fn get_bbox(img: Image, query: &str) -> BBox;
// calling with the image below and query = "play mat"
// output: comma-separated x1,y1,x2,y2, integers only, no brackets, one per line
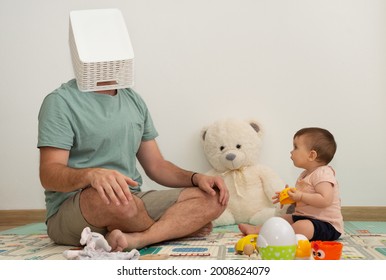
1,222,386,260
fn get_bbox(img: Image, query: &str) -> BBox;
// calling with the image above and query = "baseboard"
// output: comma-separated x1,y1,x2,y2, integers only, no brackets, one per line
341,206,386,221
0,209,46,226
0,207,385,227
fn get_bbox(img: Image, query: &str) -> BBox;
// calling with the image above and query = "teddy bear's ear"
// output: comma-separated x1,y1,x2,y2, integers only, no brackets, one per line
248,120,263,134
201,127,208,141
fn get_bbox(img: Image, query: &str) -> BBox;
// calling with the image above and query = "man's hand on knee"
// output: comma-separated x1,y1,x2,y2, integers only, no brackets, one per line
194,174,229,206
88,168,138,206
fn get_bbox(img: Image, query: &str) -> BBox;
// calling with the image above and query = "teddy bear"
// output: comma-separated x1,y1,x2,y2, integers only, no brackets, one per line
201,119,285,226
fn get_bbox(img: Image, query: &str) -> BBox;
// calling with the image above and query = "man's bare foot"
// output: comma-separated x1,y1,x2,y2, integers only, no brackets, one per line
106,223,214,251
106,229,130,252
189,222,213,237
238,223,260,235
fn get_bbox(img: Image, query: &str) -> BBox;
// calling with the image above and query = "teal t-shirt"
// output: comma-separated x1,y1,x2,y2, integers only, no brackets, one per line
38,79,158,219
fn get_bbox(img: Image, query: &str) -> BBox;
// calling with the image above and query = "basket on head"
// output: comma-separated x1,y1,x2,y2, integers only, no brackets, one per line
69,8,134,92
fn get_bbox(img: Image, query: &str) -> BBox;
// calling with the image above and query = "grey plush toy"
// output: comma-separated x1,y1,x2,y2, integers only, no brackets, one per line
63,227,140,260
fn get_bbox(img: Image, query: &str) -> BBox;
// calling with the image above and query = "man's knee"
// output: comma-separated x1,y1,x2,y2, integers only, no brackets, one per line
179,187,226,218
210,193,227,218
80,187,140,224
112,196,146,220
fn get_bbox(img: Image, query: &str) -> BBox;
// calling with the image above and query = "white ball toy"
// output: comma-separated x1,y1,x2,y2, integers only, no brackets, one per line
258,217,296,247
257,217,297,260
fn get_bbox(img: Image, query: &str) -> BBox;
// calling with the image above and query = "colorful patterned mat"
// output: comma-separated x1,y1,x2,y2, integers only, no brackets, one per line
0,222,385,260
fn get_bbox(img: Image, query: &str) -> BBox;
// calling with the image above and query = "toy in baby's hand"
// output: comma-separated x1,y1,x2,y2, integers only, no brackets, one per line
201,119,286,226
279,186,296,205
63,227,140,260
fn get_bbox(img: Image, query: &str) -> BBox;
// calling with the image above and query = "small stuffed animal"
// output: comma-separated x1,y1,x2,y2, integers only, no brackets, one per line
63,227,140,260
79,227,112,252
201,119,285,226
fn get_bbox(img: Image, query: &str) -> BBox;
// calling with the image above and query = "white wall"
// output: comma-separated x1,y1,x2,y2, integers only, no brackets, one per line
1,0,385,210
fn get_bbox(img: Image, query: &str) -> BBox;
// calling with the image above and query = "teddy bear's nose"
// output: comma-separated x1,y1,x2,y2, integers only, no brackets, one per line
226,153,236,161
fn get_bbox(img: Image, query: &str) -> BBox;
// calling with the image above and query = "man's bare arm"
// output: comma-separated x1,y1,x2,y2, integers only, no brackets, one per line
137,140,229,205
39,147,136,205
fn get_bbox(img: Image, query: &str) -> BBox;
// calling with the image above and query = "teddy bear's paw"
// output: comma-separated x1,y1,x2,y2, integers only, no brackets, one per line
213,211,235,227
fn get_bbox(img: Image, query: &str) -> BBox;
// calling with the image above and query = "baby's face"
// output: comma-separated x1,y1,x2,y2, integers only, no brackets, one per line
290,135,312,168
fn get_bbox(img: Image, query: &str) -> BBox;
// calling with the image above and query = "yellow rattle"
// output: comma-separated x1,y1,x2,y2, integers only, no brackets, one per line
279,187,296,204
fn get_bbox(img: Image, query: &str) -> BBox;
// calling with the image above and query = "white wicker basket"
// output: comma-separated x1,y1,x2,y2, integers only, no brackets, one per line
69,9,134,92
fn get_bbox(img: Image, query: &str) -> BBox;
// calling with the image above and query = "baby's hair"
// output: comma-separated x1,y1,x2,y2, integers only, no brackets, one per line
294,127,337,164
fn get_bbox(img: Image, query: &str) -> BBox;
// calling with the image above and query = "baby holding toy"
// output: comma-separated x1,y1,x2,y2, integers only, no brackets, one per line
238,127,343,241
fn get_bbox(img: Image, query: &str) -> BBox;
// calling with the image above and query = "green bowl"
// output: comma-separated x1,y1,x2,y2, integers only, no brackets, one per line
259,245,297,260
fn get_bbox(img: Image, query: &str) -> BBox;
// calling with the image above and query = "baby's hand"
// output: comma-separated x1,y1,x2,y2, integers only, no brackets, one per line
288,188,303,202
272,191,281,205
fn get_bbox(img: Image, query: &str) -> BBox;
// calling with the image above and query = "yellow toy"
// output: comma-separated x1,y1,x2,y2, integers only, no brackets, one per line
295,234,312,259
235,234,258,256
279,186,296,204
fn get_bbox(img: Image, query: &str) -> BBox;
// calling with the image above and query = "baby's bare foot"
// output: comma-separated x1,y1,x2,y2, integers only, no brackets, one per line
238,223,260,235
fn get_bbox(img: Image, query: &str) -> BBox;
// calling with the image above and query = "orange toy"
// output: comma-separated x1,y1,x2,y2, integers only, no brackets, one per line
311,241,343,260
279,187,296,204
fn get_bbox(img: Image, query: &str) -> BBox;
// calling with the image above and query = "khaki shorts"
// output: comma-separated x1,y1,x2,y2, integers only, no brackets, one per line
47,188,184,246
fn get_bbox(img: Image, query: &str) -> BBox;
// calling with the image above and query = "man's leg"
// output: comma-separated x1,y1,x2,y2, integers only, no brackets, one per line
106,187,226,251
80,186,155,233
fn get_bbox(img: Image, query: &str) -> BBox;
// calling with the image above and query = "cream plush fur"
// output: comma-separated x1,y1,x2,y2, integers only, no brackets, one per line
201,119,285,226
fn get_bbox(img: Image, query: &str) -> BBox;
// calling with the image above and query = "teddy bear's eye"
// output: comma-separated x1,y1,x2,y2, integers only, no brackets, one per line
220,146,225,151
236,144,242,149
